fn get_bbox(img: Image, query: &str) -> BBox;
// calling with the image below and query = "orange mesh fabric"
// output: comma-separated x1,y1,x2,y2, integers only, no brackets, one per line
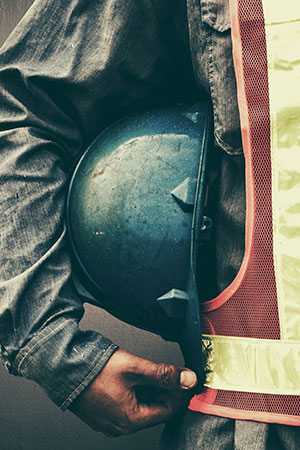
215,391,300,417
201,0,280,339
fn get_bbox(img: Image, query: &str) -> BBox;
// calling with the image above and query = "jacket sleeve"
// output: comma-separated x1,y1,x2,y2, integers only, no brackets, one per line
0,0,193,409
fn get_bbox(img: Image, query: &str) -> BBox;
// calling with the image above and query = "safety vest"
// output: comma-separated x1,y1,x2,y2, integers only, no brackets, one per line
189,0,300,425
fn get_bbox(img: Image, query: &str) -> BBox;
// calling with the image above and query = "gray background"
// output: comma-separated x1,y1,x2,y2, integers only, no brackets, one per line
0,2,183,449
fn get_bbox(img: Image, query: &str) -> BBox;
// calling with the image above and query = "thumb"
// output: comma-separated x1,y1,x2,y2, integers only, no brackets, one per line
139,360,198,391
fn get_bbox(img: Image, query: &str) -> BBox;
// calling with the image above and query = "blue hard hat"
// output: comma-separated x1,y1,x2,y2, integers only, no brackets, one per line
67,103,212,379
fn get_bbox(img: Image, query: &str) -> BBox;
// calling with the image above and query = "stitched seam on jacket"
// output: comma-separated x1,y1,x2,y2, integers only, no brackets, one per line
206,26,243,155
59,343,117,409
16,319,66,373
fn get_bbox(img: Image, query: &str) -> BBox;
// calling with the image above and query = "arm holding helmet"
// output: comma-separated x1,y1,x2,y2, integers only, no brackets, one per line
0,0,199,434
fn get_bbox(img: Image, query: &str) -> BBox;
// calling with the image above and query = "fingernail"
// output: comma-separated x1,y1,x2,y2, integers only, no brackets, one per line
180,371,197,389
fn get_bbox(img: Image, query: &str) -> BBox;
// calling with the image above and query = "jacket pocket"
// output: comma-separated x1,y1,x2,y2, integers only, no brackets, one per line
200,0,231,33
200,0,242,154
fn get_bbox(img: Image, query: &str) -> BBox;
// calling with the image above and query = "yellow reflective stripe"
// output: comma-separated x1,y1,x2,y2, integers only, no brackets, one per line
203,335,300,395
263,1,300,340
262,2,300,23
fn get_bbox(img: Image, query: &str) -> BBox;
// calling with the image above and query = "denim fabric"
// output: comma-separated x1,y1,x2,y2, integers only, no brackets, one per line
157,411,300,450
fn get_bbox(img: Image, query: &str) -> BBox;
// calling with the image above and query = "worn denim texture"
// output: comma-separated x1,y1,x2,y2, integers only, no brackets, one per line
158,411,300,450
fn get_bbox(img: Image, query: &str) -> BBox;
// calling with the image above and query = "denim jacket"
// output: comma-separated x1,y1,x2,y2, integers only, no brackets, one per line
0,0,245,409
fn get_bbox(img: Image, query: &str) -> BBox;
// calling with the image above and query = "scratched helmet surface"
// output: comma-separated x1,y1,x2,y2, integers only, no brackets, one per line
67,104,210,357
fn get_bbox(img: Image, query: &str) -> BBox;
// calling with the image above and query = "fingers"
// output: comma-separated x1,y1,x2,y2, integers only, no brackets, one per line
133,358,198,391
124,395,187,433
105,349,198,391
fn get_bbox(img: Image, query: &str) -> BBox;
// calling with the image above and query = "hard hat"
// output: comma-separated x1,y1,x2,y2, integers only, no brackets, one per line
67,103,212,379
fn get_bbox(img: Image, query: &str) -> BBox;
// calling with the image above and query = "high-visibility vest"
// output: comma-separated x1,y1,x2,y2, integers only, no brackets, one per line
189,0,300,425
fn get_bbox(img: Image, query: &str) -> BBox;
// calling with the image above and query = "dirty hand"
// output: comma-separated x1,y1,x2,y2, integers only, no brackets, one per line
69,348,198,436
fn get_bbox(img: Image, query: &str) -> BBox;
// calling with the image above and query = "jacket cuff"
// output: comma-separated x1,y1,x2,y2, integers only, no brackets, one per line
12,316,118,410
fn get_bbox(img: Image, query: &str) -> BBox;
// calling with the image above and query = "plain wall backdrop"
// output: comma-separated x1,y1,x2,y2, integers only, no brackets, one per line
0,2,183,449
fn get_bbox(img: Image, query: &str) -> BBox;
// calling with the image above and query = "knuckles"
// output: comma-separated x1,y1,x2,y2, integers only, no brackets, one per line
156,363,179,388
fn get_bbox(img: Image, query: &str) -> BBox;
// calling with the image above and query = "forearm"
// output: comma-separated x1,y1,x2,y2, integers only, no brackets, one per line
0,121,119,407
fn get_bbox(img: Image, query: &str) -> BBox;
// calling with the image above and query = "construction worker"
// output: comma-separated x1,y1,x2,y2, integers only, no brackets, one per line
0,0,299,448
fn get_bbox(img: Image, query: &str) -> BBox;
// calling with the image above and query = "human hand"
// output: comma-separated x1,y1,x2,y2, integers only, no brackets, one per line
69,349,198,436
